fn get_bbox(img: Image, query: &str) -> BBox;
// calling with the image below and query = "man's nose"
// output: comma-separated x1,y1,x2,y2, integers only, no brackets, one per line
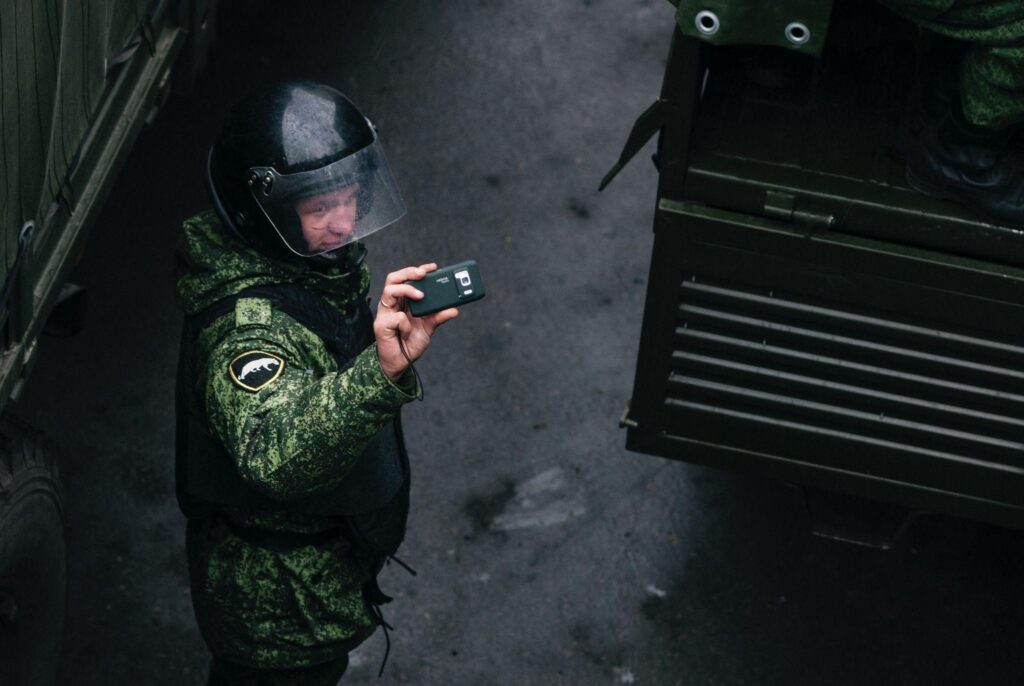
327,210,354,235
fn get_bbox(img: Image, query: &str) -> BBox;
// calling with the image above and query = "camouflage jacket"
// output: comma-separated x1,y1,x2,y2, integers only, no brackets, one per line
176,211,418,668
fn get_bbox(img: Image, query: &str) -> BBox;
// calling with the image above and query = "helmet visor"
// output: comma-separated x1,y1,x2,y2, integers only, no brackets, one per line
248,138,406,257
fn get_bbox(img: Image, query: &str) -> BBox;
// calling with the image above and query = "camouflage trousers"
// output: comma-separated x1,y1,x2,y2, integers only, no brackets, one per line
882,0,1024,129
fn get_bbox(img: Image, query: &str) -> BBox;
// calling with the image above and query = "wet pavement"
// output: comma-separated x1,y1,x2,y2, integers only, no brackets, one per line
15,0,1024,684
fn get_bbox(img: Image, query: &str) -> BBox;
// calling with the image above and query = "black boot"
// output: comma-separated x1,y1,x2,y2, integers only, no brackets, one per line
906,99,1024,228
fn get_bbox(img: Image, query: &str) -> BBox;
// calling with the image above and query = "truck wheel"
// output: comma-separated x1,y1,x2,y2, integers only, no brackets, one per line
0,421,66,685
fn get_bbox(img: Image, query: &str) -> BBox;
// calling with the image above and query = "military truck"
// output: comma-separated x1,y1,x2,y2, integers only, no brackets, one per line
608,0,1024,537
0,2,215,682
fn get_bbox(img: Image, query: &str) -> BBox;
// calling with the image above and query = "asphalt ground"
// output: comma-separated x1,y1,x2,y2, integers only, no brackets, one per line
16,1,1024,684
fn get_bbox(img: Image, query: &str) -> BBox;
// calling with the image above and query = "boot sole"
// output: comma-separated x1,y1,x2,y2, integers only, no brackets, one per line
905,166,1023,228
905,166,956,204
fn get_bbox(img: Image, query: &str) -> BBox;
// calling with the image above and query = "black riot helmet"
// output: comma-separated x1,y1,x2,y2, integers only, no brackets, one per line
207,82,406,262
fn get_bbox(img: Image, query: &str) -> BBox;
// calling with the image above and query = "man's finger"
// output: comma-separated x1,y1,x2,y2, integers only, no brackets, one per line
385,266,429,285
380,284,424,308
422,307,459,334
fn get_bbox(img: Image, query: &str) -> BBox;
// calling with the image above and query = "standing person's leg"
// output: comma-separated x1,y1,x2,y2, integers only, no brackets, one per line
882,0,1024,225
959,43,1024,130
882,0,1024,129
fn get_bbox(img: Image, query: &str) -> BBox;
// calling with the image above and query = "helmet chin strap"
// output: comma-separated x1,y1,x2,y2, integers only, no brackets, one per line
206,148,245,242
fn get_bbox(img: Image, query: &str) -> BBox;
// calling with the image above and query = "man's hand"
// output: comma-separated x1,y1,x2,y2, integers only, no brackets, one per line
374,263,459,381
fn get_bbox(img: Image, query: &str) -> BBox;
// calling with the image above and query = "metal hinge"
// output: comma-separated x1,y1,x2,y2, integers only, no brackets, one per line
619,403,638,429
763,190,835,230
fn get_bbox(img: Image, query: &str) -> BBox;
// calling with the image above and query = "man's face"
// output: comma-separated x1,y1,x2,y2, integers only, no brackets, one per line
294,184,359,253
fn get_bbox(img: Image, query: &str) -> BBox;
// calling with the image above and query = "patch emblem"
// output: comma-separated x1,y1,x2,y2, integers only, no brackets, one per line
229,351,285,392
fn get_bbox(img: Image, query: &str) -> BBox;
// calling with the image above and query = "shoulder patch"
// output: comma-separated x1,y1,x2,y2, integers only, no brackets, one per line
229,351,285,392
235,298,273,327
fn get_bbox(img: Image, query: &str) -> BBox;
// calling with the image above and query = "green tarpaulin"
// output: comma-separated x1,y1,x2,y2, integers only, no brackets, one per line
1,0,152,280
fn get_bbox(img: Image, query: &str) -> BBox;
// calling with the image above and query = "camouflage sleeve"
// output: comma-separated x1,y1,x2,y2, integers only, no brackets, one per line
201,309,417,501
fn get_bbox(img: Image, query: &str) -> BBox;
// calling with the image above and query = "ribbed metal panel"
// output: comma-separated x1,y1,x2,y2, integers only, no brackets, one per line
666,274,1024,488
624,26,1024,526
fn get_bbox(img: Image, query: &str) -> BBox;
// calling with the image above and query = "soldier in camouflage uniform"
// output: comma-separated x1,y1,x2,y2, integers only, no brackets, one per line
884,0,1024,226
175,82,458,685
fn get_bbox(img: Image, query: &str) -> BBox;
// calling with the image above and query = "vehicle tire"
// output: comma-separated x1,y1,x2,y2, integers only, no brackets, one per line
0,419,66,686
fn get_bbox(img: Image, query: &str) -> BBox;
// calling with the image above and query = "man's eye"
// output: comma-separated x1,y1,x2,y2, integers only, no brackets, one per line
343,196,356,207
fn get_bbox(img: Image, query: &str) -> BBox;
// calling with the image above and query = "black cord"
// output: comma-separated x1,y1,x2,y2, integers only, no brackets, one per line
386,554,418,577
368,603,394,678
396,306,425,402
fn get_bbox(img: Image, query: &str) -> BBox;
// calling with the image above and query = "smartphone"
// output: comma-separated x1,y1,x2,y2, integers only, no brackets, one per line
406,260,486,317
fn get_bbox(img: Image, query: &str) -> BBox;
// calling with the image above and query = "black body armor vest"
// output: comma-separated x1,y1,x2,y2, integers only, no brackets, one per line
174,282,409,556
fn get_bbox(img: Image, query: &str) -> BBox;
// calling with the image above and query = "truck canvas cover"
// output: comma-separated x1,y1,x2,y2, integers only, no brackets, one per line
1,0,154,291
